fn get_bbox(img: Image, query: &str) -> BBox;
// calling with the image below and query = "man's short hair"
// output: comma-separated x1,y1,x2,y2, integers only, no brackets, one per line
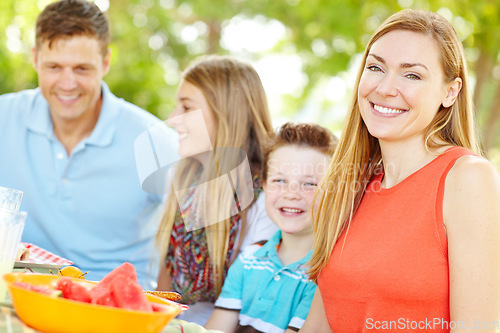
36,0,110,56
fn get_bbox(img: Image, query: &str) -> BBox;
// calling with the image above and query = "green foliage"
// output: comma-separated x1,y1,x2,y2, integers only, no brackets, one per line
0,0,38,92
1,0,499,163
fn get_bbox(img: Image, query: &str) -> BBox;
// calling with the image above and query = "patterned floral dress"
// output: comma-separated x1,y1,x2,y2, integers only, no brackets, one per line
165,175,263,304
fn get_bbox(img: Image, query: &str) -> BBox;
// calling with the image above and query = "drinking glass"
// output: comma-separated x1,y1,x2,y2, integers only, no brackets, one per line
0,186,23,212
0,209,27,301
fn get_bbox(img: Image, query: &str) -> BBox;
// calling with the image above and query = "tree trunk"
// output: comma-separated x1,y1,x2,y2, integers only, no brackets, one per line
483,82,500,154
206,20,221,54
472,50,493,112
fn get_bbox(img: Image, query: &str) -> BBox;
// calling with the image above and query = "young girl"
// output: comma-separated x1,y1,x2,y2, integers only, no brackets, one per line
205,122,338,333
302,9,500,332
156,55,278,324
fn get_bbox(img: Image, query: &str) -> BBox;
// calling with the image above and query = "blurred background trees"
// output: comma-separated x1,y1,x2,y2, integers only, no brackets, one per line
1,0,499,167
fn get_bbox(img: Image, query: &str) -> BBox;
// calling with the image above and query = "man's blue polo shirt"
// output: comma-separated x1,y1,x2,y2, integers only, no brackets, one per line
215,230,317,332
0,82,177,288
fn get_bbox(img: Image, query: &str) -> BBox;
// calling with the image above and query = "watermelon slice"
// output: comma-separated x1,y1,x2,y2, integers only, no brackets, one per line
15,262,179,314
14,282,61,297
111,276,152,312
88,262,136,307
89,285,117,307
55,278,92,303
90,262,152,311
150,302,168,312
98,262,137,287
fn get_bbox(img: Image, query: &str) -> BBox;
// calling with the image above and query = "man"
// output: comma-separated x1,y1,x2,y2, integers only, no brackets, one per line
0,0,177,288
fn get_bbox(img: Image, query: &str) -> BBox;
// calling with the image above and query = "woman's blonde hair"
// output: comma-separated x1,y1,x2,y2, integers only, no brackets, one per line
308,9,481,281
157,55,273,296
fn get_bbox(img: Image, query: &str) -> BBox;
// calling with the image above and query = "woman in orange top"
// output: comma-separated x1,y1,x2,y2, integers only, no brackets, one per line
301,9,500,333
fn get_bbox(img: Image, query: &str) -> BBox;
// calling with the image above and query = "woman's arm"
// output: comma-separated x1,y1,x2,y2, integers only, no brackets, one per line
299,289,332,333
205,308,239,332
445,155,500,332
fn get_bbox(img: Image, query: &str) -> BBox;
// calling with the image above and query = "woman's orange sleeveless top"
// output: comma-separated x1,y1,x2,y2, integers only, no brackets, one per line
318,147,474,332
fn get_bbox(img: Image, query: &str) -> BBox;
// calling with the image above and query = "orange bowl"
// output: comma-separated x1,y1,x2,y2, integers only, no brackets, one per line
4,272,185,333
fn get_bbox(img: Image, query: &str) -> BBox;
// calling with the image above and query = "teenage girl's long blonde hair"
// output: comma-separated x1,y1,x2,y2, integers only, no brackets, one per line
308,9,482,281
156,55,273,296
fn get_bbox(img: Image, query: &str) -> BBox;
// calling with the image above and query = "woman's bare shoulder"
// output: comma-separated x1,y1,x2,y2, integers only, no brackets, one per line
445,154,500,225
447,154,499,188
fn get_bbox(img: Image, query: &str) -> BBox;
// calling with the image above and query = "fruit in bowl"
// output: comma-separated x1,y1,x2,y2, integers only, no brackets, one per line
3,262,186,333
56,266,88,279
